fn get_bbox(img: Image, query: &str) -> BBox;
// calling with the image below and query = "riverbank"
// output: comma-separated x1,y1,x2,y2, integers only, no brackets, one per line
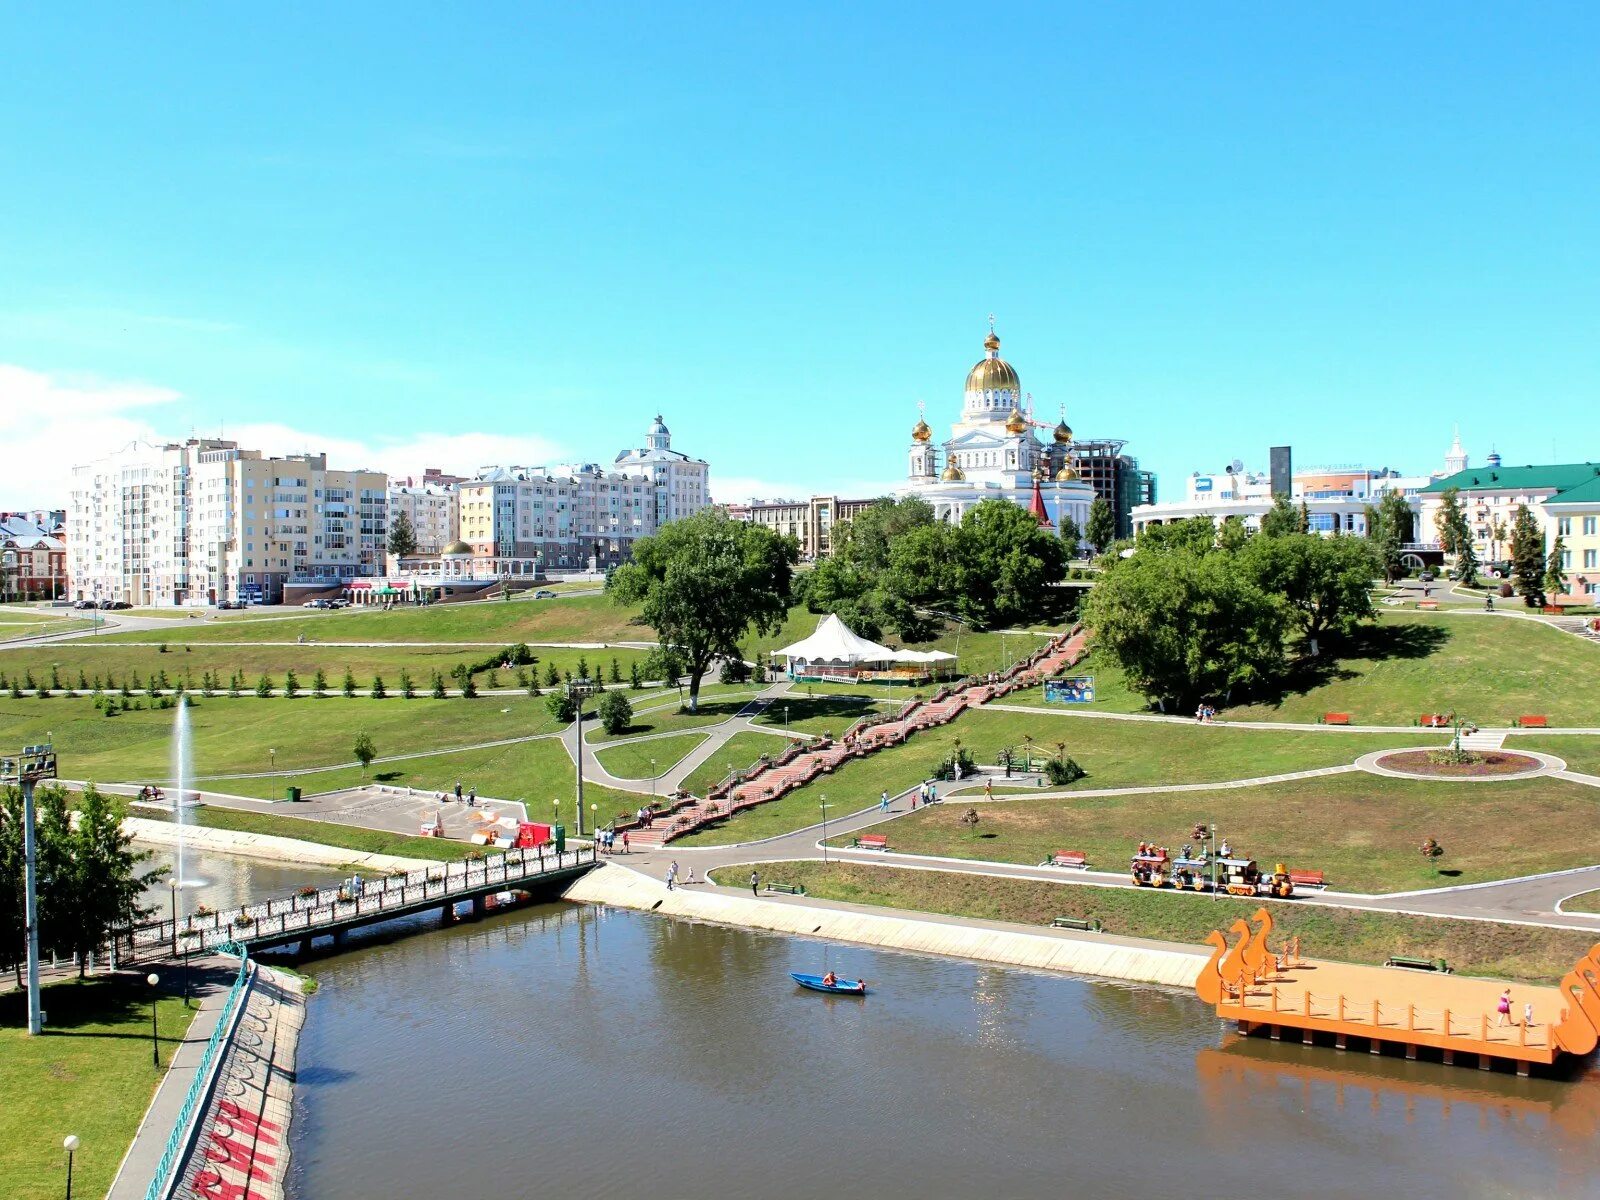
708,861,1598,985
125,816,435,873
563,863,1205,987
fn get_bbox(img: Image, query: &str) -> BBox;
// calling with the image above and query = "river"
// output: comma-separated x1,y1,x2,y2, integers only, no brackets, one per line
281,902,1600,1200
138,845,348,918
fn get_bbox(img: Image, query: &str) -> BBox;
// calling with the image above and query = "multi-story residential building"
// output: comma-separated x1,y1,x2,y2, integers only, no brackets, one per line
1132,464,1430,538
0,511,67,600
730,495,879,559
1547,480,1600,600
456,464,655,571
387,471,460,558
69,438,387,605
612,415,710,526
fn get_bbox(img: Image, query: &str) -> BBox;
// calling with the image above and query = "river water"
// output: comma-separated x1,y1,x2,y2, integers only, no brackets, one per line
138,846,347,918
282,903,1600,1200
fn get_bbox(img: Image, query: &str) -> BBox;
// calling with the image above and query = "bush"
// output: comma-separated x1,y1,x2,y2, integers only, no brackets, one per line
719,658,750,685
371,675,387,699
284,668,300,698
1044,756,1086,786
432,672,447,699
342,669,357,698
546,691,578,723
255,674,274,698
597,689,633,735
931,747,976,781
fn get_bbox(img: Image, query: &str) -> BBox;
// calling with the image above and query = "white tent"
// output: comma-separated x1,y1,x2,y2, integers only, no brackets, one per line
773,613,900,665
889,648,957,664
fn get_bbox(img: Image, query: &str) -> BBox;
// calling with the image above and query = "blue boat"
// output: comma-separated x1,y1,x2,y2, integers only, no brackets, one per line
790,971,867,995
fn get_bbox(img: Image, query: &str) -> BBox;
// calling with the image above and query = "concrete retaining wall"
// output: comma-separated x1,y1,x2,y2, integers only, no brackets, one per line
564,863,1205,988
124,816,433,873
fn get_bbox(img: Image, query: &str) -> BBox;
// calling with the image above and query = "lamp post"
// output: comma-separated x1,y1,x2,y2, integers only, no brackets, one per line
146,973,161,1067
819,796,831,864
784,705,789,731
650,758,657,798
590,803,597,848
268,747,276,771
566,677,602,836
63,1135,79,1200
5,741,57,1036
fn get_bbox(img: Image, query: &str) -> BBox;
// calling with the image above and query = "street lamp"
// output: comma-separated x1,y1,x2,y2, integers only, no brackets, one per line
819,795,831,864
566,677,602,836
146,973,161,1068
268,748,276,771
4,740,57,1036
650,758,657,797
63,1135,79,1200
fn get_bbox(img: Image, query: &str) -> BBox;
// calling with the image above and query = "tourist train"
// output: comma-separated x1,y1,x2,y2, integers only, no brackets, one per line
1130,845,1296,898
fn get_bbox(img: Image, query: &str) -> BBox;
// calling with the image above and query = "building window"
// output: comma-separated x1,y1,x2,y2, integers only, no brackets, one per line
1585,550,1598,569
1558,517,1572,535
1585,517,1598,536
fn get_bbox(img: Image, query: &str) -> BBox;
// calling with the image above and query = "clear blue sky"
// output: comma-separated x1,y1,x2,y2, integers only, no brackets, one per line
2,2,1596,504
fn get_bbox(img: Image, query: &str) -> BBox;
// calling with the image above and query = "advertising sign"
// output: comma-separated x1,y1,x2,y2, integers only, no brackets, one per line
1044,677,1095,704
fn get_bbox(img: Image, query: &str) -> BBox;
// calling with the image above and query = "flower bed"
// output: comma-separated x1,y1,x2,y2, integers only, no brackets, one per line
1375,750,1545,779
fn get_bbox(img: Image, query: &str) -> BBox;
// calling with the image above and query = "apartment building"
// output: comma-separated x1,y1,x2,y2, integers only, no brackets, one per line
612,415,710,525
69,438,387,605
0,511,66,600
457,464,655,571
388,471,461,557
729,495,878,559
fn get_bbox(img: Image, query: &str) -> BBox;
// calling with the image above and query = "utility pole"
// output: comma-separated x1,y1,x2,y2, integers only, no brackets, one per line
566,677,602,836
5,742,58,1035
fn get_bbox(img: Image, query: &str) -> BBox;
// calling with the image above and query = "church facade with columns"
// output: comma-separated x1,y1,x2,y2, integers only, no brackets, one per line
900,323,1096,541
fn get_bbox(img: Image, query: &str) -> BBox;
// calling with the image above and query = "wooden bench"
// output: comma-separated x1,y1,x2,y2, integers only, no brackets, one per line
1542,605,1565,615
1418,713,1450,728
1384,955,1452,974
1051,916,1103,932
764,882,807,896
1320,712,1351,726
852,834,890,851
1417,600,1439,610
1040,850,1089,869
1514,714,1549,728
1288,868,1326,889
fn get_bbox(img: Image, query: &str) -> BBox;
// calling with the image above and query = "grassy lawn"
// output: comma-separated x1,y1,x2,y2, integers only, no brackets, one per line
1517,735,1600,775
584,695,759,743
1561,890,1600,914
707,862,1598,985
0,695,567,782
1,976,199,1200
593,733,709,781
1004,611,1600,727
675,709,1434,846
191,805,490,862
749,692,884,737
678,729,795,797
823,772,1600,892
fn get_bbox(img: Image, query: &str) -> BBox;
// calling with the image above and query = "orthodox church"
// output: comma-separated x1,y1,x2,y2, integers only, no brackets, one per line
900,321,1096,540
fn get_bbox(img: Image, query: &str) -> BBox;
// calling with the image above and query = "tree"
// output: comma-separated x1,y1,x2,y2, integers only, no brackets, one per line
955,500,1068,629
1084,545,1287,712
1545,536,1568,602
1085,497,1116,552
255,674,273,698
1057,514,1083,553
342,668,357,698
1259,494,1300,538
597,689,633,735
387,510,418,560
1217,516,1249,553
1297,500,1312,534
1434,487,1471,557
878,521,963,642
831,496,933,573
0,786,24,984
400,669,415,699
544,661,561,689
1454,539,1480,587
283,668,299,698
1509,504,1545,604
370,674,387,699
431,671,447,699
1137,517,1217,556
353,731,376,775
628,661,642,690
1365,491,1414,584
545,691,578,723
1238,533,1379,657
312,668,327,697
607,510,796,712
67,786,160,975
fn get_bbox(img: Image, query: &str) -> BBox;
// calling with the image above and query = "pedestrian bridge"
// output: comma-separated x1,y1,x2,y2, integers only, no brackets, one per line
128,846,597,955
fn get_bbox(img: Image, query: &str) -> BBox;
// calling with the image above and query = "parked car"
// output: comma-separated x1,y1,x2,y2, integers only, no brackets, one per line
533,589,557,599
214,599,240,610
302,598,333,609
73,599,97,609
329,597,351,608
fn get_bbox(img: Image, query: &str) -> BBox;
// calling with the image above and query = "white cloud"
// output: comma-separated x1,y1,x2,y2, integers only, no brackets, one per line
0,363,569,505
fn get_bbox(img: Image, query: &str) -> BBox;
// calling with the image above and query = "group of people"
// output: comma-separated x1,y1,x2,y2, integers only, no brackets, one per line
1194,705,1218,723
1497,988,1536,1028
633,805,659,828
1135,836,1231,862
596,828,630,854
448,781,477,806
136,784,166,802
664,859,698,890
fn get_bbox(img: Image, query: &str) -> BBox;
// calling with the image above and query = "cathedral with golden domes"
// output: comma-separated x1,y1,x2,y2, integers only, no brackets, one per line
901,320,1096,541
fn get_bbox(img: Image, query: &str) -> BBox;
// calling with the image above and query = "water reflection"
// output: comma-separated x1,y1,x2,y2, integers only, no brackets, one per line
138,846,346,919
287,906,1600,1200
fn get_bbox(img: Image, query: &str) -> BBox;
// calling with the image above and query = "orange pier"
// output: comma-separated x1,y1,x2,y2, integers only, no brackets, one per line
1195,909,1600,1077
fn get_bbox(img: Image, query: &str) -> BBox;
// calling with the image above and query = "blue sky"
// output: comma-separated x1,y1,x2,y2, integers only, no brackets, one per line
2,3,1596,504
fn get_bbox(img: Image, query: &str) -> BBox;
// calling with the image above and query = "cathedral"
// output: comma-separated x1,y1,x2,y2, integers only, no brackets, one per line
901,322,1096,541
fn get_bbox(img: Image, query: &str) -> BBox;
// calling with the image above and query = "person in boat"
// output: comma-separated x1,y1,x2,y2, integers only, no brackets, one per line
822,971,838,988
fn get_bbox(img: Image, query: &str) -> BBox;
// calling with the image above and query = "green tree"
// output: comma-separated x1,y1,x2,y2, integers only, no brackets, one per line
1217,516,1249,553
831,496,933,573
955,499,1068,629
1085,497,1116,552
1545,536,1568,601
1365,491,1414,584
33,785,77,963
878,521,963,642
1454,539,1480,587
283,668,299,698
66,786,160,975
609,657,622,684
255,674,274,698
1084,546,1286,711
451,663,477,698
545,690,578,723
628,661,642,690
1509,504,1545,604
312,667,327,697
1137,517,1217,556
1434,487,1471,557
1238,533,1379,656
400,669,415,699
1297,500,1312,534
607,509,796,711
597,689,633,735
342,668,357,698
1057,514,1083,553
353,731,376,775
387,509,418,559
544,661,561,689
0,786,24,984
431,671,447,699
370,674,387,699
1258,494,1300,538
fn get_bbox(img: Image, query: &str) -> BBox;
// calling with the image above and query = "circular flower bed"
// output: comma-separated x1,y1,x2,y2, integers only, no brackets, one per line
1375,750,1544,779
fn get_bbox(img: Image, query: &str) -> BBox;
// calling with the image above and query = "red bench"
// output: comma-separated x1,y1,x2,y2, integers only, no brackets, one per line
852,833,890,851
1514,714,1549,728
1041,850,1089,869
1288,869,1326,889
1320,712,1351,726
1417,600,1439,610
1418,713,1450,728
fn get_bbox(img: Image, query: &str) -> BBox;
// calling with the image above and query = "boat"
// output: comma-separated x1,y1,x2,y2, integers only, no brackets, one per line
790,972,867,995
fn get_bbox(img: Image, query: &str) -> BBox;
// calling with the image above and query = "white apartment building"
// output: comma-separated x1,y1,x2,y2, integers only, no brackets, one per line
457,464,655,571
387,479,459,557
70,438,387,605
613,415,710,525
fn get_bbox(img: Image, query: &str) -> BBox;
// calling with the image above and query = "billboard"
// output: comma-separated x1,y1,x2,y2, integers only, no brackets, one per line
1044,677,1095,704
1270,446,1292,497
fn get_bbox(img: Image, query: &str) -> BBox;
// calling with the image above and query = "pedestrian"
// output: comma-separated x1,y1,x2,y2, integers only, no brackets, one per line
880,790,890,813
468,787,476,807
622,830,630,854
454,781,463,802
983,777,993,800
750,870,760,896
666,865,676,892
1496,988,1512,1027
910,788,918,810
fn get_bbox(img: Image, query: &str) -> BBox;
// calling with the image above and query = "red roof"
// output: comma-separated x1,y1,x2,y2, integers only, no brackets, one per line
1027,478,1053,527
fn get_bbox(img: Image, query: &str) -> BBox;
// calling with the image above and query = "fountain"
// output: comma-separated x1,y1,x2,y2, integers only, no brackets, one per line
170,697,206,906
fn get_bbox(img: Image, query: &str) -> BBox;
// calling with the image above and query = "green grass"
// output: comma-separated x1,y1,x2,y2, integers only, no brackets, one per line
1561,890,1600,914
593,733,709,781
191,805,491,862
674,709,1434,846
708,862,1598,985
1004,610,1600,727
0,694,568,782
679,729,795,797
583,694,760,742
1,975,200,1200
828,772,1600,892
749,692,884,737
1517,734,1600,775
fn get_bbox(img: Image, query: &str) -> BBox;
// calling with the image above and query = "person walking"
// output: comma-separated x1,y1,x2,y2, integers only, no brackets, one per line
454,781,463,802
468,786,476,807
621,830,630,854
666,862,678,891
1496,988,1512,1027
983,777,993,800
880,790,890,813
750,870,761,896
1523,1001,1535,1028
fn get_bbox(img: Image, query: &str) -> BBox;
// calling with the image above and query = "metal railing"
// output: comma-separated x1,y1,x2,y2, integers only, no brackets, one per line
144,941,251,1200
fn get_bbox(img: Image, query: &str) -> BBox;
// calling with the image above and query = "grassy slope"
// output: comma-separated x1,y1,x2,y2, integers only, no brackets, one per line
583,694,760,743
678,729,795,797
674,710,1433,846
194,806,488,862
593,733,709,781
709,862,1595,985
1518,735,1600,774
1561,890,1600,914
828,773,1600,892
1,978,198,1200
748,692,883,737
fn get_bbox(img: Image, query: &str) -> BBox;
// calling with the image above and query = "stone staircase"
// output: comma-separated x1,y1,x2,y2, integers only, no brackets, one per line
1555,617,1600,645
1460,728,1508,752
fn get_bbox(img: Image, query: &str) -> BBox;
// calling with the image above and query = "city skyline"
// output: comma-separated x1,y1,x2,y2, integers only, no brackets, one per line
4,5,1597,504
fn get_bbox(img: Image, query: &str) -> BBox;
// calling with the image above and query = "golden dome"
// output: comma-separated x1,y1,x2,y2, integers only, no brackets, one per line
940,458,965,482
441,539,473,557
1005,407,1028,435
1053,420,1073,444
1055,464,1077,482
911,417,932,443
965,329,1020,397
983,330,1000,353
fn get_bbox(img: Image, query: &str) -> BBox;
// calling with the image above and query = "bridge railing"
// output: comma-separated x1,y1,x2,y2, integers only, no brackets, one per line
128,846,594,951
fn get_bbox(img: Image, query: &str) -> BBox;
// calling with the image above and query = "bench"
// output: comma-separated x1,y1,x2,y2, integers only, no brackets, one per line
1417,600,1439,610
1288,869,1326,889
1418,713,1450,728
1514,714,1549,728
852,834,890,851
1542,605,1565,615
1384,955,1452,974
1320,712,1351,726
1051,916,1103,932
764,882,807,896
1040,850,1089,869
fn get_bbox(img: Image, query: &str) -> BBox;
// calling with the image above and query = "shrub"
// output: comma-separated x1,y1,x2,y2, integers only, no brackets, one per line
227,674,240,698
342,669,357,698
628,661,642,690
544,662,561,689
284,669,300,698
451,663,477,698
158,642,169,654
597,689,633,735
546,691,578,723
313,668,327,697
719,658,750,685
431,671,447,699
50,666,62,690
1044,756,1086,786
371,675,387,699
255,674,274,698
400,669,415,699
